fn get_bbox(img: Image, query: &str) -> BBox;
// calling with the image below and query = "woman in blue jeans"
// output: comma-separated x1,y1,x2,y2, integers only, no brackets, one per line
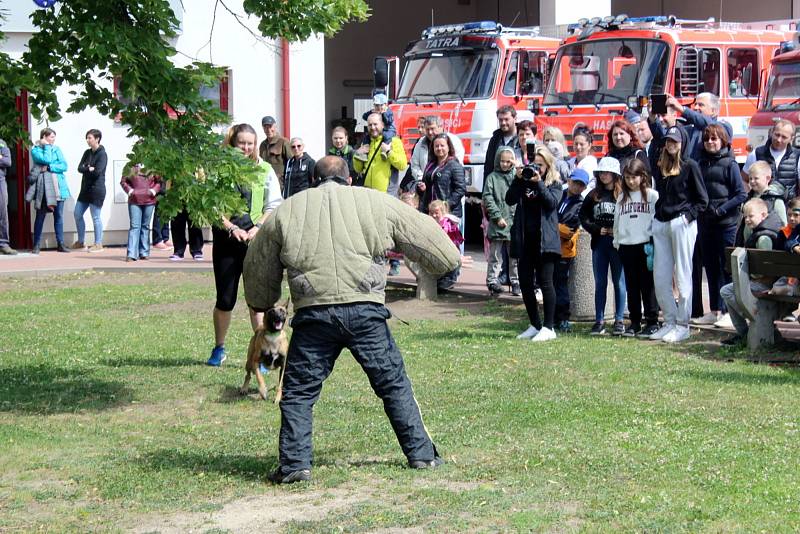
579,157,627,335
73,129,107,252
30,128,71,253
120,163,161,261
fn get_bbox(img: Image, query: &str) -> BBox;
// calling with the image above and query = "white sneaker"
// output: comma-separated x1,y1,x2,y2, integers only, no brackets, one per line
713,313,733,329
649,323,675,341
691,312,719,325
663,325,690,343
516,324,539,339
531,327,557,342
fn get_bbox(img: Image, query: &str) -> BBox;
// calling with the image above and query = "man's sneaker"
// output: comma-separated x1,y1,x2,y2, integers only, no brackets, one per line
691,312,719,325
169,254,184,261
70,241,86,250
516,324,539,339
611,321,625,336
622,326,638,337
721,333,746,346
88,244,104,252
714,313,734,329
590,322,606,336
268,467,312,484
56,243,70,253
193,254,204,261
409,457,444,469
556,320,571,333
649,324,675,341
531,327,557,342
31,247,40,255
153,241,168,250
207,345,227,367
0,245,18,255
488,283,504,296
638,324,661,338
259,363,269,375
388,264,401,276
663,325,690,343
511,282,521,296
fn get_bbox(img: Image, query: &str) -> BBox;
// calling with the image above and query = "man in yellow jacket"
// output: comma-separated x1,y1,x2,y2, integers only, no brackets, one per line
353,113,407,195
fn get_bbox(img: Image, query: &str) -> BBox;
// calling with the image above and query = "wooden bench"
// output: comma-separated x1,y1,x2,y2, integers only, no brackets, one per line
726,247,800,351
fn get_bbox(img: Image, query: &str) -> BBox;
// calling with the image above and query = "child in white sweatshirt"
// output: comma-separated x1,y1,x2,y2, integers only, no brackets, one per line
613,157,660,337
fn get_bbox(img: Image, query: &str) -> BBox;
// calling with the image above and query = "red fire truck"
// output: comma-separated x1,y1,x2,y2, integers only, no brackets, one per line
539,16,796,162
748,32,800,153
384,21,560,194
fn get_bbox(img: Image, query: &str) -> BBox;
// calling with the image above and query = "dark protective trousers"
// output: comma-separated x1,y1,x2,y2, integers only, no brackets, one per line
278,302,438,473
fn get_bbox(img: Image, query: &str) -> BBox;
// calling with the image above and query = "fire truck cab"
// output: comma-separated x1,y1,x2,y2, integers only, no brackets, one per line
540,15,796,163
748,32,800,152
387,21,560,194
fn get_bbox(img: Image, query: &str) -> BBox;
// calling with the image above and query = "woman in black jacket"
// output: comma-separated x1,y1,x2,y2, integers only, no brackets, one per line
73,129,108,252
694,124,746,326
607,119,650,173
418,133,466,218
506,145,562,342
649,127,709,344
283,137,315,198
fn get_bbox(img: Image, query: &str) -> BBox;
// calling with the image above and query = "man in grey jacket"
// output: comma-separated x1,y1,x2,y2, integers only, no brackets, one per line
244,155,461,484
0,139,16,255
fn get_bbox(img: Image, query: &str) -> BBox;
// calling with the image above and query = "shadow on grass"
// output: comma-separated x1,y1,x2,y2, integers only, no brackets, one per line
216,384,280,404
672,367,800,385
99,355,203,368
140,448,277,481
0,365,132,414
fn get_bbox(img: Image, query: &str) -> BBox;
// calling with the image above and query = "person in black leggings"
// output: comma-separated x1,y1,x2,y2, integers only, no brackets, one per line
506,145,563,342
207,123,283,366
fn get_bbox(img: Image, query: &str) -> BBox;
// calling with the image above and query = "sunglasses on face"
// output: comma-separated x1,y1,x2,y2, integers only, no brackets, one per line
291,145,303,149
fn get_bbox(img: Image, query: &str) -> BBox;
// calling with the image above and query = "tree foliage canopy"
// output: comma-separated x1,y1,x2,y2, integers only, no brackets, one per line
0,0,369,225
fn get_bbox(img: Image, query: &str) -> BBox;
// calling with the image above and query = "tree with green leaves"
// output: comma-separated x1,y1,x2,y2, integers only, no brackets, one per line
0,0,369,225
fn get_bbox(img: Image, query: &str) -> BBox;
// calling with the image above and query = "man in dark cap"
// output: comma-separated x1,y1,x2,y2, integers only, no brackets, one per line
259,115,292,188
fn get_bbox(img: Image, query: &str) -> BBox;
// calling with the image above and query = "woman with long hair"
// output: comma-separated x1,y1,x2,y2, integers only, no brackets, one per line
30,128,70,254
648,127,709,344
606,119,650,172
208,123,283,366
506,146,563,342
569,126,598,190
417,133,466,219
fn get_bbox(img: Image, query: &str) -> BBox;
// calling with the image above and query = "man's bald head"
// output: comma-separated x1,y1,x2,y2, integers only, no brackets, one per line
314,155,351,184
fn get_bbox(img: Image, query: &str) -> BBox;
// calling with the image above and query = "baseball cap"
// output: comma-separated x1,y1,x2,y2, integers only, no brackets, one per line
373,93,388,105
569,168,590,185
594,156,621,177
261,115,276,126
664,126,682,143
623,109,642,124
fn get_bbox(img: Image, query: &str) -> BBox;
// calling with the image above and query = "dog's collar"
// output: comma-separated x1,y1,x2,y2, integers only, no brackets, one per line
263,330,283,338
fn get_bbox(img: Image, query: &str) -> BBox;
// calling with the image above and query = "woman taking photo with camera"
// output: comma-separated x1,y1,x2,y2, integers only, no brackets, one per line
505,145,563,342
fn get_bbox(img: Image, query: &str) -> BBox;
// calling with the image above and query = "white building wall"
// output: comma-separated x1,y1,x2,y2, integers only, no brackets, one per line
2,0,325,247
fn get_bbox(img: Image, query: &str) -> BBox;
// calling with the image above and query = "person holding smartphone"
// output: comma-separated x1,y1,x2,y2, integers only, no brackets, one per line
505,145,563,342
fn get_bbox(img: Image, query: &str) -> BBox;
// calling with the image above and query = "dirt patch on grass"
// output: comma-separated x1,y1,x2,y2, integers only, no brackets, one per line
385,287,495,322
132,485,375,533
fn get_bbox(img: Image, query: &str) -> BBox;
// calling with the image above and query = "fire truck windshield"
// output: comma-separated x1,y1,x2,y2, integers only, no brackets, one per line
396,50,499,102
763,61,800,111
544,39,669,106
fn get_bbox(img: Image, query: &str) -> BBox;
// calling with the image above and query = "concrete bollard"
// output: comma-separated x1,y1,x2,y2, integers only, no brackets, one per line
405,259,438,300
569,230,617,321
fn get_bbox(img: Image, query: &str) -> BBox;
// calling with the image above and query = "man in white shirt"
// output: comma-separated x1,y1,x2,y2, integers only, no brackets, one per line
742,119,799,199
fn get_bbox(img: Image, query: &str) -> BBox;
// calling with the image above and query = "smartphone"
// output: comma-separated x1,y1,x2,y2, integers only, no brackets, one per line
526,141,537,163
650,93,667,115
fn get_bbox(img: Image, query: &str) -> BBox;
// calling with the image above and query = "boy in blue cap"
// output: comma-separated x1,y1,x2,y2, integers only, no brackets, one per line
554,168,589,331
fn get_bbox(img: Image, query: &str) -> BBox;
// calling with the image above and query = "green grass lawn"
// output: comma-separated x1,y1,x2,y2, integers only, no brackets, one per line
1,272,799,532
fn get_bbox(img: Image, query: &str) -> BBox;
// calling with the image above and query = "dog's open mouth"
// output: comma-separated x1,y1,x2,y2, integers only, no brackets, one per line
273,321,284,331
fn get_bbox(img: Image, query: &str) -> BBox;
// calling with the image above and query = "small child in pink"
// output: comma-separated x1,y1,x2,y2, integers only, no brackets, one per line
428,200,462,290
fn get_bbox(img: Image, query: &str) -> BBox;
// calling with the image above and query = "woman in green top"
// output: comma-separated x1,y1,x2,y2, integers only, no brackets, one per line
208,123,283,367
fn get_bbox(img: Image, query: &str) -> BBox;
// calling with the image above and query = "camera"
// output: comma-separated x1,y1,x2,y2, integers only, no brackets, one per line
521,162,541,180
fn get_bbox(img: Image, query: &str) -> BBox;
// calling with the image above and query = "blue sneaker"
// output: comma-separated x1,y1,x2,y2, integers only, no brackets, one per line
259,363,269,375
207,345,227,367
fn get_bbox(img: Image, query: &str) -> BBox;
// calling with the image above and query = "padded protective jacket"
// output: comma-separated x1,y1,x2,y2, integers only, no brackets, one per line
243,181,461,311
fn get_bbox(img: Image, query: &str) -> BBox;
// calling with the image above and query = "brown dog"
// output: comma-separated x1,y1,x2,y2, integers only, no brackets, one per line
240,305,289,402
